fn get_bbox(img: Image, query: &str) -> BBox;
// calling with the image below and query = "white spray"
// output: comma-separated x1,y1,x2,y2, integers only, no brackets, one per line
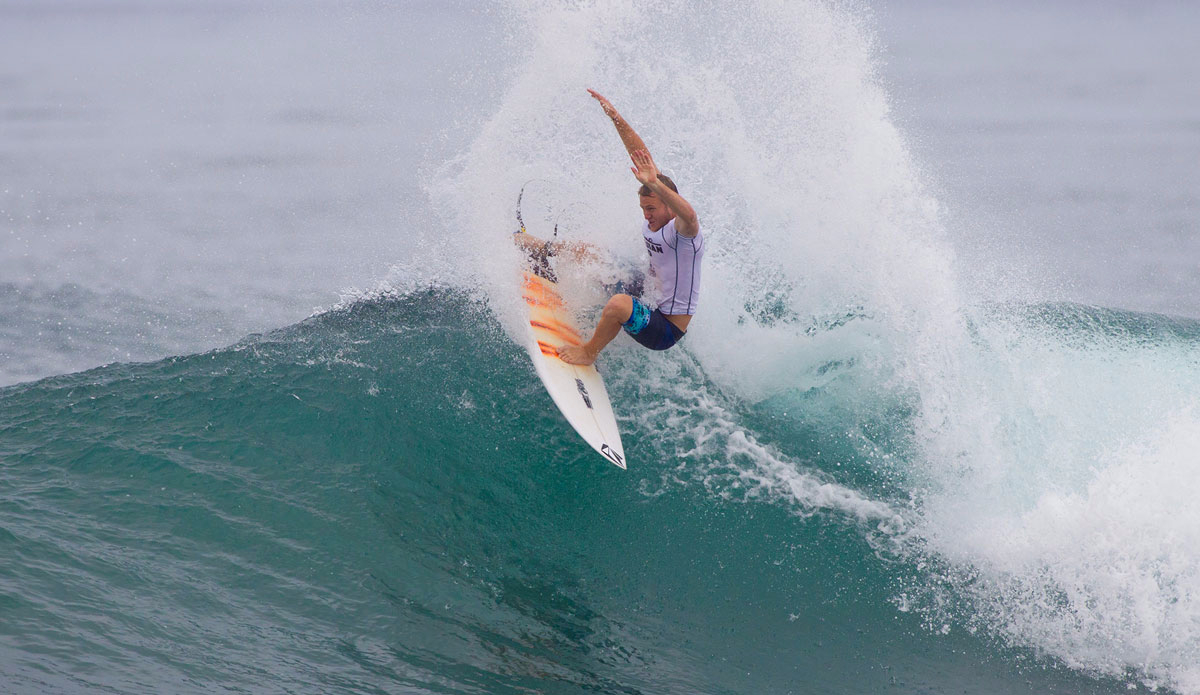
427,1,1200,690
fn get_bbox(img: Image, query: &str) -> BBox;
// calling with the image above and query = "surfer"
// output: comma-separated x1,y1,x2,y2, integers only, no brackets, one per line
550,89,704,366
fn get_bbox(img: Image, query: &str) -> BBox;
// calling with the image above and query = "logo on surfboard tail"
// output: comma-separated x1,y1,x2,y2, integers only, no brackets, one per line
574,379,593,409
600,443,625,468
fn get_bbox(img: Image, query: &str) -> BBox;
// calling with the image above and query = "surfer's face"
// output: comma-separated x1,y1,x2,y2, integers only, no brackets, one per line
639,193,673,232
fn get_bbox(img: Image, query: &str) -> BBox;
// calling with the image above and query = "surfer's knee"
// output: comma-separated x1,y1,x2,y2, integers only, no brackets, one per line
602,294,634,324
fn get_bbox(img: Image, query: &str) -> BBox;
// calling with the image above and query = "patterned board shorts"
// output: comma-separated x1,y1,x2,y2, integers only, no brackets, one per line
622,297,685,351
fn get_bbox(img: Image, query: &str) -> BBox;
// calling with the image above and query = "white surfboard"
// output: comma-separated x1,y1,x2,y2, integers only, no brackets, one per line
520,268,626,469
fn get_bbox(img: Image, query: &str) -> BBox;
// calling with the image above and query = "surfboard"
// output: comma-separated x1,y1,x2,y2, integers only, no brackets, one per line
520,267,627,469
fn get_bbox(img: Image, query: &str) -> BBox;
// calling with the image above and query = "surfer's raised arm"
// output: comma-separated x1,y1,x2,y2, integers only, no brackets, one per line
588,89,648,157
588,89,698,238
629,148,699,239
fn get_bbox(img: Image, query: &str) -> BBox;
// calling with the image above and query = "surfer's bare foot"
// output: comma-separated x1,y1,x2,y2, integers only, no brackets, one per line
556,344,597,366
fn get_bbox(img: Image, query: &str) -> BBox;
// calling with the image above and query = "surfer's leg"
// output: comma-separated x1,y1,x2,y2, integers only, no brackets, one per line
514,234,600,262
556,294,633,366
512,232,546,254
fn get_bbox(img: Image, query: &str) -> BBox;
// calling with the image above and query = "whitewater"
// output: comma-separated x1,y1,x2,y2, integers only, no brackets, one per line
2,1,1199,693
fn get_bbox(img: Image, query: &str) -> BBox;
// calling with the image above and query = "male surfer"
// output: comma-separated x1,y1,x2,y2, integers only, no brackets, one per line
526,89,703,367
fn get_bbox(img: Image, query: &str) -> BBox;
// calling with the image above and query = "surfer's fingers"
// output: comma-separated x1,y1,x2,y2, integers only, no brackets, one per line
588,89,615,113
631,149,656,174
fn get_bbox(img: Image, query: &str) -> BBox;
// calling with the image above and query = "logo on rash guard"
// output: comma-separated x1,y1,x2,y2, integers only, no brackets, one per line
644,238,663,254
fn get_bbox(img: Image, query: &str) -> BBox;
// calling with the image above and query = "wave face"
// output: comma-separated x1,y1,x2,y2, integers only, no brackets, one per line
2,290,1196,694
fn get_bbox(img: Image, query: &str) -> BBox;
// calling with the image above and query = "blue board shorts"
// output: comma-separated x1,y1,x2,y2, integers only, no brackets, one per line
622,297,686,351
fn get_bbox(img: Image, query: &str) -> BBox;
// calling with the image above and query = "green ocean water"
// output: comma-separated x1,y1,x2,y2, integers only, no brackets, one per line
1,289,1185,694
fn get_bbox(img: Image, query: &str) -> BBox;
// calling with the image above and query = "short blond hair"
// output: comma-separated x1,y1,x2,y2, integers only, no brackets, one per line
638,174,678,197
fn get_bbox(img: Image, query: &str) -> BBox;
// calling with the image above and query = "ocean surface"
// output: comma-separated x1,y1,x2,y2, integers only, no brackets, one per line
2,1,1199,693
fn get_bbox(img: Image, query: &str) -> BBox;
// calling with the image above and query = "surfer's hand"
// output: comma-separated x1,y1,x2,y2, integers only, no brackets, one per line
587,89,619,120
630,149,659,186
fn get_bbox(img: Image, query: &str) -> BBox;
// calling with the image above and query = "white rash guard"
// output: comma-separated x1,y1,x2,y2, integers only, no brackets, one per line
642,218,704,315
